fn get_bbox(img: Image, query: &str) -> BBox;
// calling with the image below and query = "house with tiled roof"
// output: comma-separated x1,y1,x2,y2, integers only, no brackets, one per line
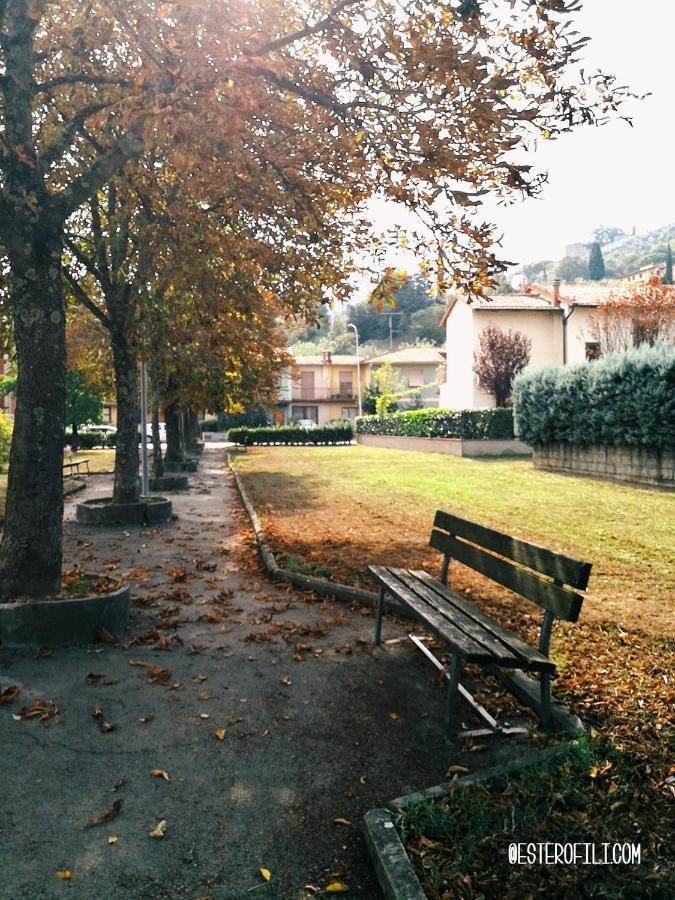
363,346,445,409
439,281,614,409
275,351,361,425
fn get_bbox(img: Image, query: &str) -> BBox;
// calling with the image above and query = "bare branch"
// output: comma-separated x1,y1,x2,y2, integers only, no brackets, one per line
35,73,131,93
247,0,364,56
62,269,111,331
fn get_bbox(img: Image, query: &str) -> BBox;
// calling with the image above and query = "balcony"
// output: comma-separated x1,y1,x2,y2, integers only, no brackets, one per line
290,387,356,402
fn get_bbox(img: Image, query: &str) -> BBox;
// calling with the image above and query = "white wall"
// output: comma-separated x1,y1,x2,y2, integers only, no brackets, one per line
439,299,476,408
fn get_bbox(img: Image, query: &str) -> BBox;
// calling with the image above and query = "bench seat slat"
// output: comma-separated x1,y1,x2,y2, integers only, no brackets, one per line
430,530,583,623
433,510,592,590
390,569,529,669
369,566,497,664
411,570,555,673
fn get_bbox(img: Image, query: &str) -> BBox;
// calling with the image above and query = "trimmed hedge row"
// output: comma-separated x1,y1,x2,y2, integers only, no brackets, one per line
512,343,675,448
354,408,515,440
227,424,353,445
65,430,117,449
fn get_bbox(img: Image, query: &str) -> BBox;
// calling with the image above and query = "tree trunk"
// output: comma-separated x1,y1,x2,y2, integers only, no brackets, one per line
149,360,163,478
71,422,80,453
111,328,140,504
164,402,184,463
0,231,65,599
186,409,201,453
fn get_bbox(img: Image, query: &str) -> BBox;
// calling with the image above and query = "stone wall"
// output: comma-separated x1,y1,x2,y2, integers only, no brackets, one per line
533,443,675,488
356,434,531,457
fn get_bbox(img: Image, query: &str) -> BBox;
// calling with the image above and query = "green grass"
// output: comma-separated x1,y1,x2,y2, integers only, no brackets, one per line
235,446,675,621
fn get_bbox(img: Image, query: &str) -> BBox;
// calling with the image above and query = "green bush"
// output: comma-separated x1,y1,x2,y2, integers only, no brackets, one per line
227,424,353,445
0,411,12,469
77,431,112,449
513,343,675,448
201,419,219,432
354,408,514,440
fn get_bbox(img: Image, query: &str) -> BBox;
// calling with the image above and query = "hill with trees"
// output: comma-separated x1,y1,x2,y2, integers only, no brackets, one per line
523,222,675,284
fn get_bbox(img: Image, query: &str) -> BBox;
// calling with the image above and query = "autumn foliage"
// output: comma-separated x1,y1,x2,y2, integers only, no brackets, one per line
473,324,532,407
590,276,675,353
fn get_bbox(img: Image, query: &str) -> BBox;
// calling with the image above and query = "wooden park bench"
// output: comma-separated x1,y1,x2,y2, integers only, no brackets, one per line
368,510,592,738
63,450,91,476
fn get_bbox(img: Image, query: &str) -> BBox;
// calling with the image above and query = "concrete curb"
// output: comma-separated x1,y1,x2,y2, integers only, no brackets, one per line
0,577,130,648
362,809,427,900
228,454,410,616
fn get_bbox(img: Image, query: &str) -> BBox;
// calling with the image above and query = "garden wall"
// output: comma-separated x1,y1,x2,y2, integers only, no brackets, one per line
534,443,674,488
357,434,531,457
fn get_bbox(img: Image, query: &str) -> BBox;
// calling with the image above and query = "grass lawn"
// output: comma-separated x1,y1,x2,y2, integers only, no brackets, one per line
234,445,674,894
0,449,116,516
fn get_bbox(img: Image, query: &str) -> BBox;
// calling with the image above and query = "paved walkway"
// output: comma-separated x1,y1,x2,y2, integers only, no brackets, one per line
1,450,538,899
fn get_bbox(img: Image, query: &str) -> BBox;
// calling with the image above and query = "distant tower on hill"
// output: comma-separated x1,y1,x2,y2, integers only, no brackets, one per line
564,242,588,259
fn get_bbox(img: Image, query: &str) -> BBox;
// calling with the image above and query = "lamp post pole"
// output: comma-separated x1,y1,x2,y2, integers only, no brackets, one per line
348,323,362,417
139,359,149,496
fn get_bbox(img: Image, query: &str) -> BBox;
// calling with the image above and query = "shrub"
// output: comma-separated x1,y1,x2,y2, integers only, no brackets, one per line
201,419,219,432
77,431,111,449
227,424,353,445
354,408,514,440
0,411,12,469
512,343,675,448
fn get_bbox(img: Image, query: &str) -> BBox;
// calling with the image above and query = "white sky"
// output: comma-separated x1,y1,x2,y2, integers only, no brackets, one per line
366,0,675,282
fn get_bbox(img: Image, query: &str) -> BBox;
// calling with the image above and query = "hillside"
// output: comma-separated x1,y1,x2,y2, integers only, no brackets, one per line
524,222,675,283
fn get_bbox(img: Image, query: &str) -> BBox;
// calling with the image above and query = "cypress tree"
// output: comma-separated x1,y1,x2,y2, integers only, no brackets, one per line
663,243,673,285
589,242,605,281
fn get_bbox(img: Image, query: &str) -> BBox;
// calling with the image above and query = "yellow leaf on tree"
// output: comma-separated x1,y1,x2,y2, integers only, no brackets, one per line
260,867,271,881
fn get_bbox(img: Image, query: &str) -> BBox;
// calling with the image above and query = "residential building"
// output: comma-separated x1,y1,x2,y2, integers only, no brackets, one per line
363,347,445,408
439,281,616,409
624,262,666,283
276,351,360,425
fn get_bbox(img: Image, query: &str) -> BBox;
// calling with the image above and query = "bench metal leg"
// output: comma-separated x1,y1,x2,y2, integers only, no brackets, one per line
374,586,385,645
540,672,552,728
446,655,461,738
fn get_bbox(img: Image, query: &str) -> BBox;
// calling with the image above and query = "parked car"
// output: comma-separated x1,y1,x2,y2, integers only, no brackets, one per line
296,419,318,429
138,422,167,444
79,423,117,434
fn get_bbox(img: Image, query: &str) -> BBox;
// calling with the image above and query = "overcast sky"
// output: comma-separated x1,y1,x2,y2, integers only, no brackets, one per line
366,0,674,285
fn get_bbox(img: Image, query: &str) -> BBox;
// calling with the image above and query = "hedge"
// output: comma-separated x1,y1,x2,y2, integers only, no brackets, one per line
354,408,515,440
227,424,353,445
512,343,675,448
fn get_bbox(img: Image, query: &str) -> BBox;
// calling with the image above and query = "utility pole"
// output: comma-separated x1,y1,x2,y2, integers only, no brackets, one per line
347,323,362,417
386,312,403,349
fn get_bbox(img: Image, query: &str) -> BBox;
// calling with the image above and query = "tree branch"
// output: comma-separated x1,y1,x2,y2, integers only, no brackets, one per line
35,73,131,93
247,0,364,56
51,123,145,221
63,269,112,331
39,102,112,171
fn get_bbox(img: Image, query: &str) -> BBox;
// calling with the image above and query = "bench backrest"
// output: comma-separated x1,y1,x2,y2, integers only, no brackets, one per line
429,510,591,623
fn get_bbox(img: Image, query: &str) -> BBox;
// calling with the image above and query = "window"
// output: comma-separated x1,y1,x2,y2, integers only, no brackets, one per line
408,368,425,387
585,342,601,361
291,406,318,423
341,407,357,421
339,371,353,398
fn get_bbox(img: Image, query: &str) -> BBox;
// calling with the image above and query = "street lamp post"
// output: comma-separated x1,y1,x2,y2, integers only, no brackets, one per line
347,323,362,417
139,359,149,496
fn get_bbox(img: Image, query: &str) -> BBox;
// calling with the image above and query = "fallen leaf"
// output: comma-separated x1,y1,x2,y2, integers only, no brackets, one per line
92,704,103,720
86,799,123,828
199,713,210,719
260,867,271,881
96,626,117,644
333,818,351,826
85,673,115,685
107,836,119,845
149,819,167,838
137,714,154,724
150,769,170,782
326,882,348,893
447,765,470,776
280,675,292,686
192,675,207,684
198,692,209,701
0,684,21,704
215,728,226,741
15,698,59,721
99,721,116,733
129,660,172,684
388,712,399,720
56,871,74,880
111,777,126,792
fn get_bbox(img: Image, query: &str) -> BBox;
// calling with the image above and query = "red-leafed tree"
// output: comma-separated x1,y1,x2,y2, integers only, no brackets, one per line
590,277,675,354
473,324,532,407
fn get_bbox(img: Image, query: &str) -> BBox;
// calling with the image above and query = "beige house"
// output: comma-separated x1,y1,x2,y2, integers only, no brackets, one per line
276,351,360,425
624,262,667,284
363,347,445,409
439,281,616,409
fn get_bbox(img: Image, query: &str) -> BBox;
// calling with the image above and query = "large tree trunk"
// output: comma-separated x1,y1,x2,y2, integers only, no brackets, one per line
164,401,184,463
111,327,140,504
0,231,66,599
149,361,164,478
